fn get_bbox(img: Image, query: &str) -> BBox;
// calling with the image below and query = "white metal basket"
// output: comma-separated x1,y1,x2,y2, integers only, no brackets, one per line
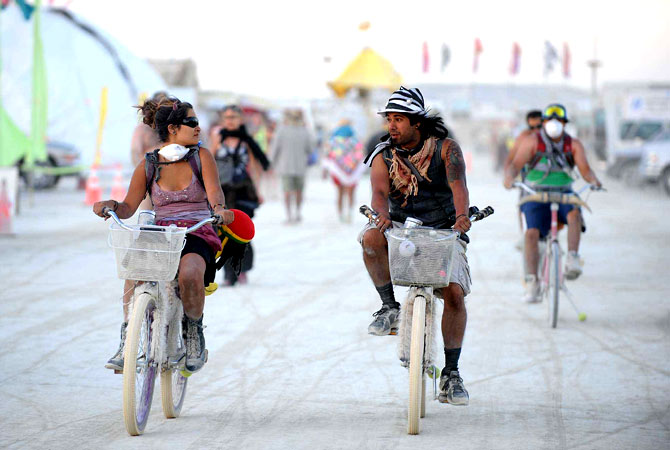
387,227,459,287
108,223,187,281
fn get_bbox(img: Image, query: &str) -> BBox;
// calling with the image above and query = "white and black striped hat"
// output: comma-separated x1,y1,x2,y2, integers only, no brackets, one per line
377,86,428,117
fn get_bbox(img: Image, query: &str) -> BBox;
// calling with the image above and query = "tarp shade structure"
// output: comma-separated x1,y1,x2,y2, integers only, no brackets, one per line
0,4,166,168
328,47,402,98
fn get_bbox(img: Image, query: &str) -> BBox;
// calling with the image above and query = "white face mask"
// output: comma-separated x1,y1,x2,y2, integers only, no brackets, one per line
158,144,189,162
544,119,564,139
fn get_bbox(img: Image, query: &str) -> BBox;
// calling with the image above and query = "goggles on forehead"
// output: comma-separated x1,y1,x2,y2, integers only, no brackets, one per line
543,105,567,120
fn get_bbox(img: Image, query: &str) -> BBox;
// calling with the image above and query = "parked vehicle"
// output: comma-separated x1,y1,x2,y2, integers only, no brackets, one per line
639,130,670,196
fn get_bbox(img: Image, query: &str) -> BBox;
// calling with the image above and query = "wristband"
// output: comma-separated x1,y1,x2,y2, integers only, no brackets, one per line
455,213,467,220
211,203,225,209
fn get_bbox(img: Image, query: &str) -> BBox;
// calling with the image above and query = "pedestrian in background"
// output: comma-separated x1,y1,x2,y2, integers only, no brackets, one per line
322,119,365,223
210,105,270,285
269,109,314,224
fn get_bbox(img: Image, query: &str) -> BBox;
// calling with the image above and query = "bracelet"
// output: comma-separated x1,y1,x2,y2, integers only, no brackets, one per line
455,213,466,220
211,203,225,209
111,200,119,212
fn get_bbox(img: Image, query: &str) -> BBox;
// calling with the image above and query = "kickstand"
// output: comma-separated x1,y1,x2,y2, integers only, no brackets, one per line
561,284,582,318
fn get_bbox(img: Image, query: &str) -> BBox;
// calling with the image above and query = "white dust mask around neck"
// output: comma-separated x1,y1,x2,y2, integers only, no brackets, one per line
544,119,564,139
158,144,189,162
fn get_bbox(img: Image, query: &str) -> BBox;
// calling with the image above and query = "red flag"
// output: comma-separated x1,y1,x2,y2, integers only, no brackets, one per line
509,42,521,75
473,38,483,73
422,42,429,73
562,43,571,78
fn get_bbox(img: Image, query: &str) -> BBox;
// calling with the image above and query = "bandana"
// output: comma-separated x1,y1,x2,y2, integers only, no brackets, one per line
387,136,437,207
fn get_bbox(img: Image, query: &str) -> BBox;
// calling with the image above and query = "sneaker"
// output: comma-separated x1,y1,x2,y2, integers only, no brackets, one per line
565,251,582,280
183,315,207,373
367,304,400,336
438,370,469,406
523,274,541,303
105,322,127,371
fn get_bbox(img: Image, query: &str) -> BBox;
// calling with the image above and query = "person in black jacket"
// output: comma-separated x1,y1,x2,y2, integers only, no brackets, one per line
209,105,270,285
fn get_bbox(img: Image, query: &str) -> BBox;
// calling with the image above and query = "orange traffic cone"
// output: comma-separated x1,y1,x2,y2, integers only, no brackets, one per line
110,164,127,201
84,167,102,206
0,180,13,234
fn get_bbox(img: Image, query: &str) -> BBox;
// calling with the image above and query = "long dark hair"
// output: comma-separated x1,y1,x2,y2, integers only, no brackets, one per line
409,113,449,140
136,97,193,142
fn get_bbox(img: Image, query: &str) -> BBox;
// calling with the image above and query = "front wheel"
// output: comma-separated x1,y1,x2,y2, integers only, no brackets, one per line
161,323,188,418
123,293,158,436
548,242,561,328
408,296,426,435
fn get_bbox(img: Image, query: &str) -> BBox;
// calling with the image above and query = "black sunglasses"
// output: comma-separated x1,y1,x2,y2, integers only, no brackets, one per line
182,117,199,128
528,124,542,130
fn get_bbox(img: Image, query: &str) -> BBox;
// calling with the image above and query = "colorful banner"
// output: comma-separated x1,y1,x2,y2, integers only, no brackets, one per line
562,43,571,78
28,0,48,171
473,38,483,73
509,42,521,75
422,41,429,73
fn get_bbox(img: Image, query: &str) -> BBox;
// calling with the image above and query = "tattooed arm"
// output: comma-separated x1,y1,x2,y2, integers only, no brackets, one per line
442,139,471,233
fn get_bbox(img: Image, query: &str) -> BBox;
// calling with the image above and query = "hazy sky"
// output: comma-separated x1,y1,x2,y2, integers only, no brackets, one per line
68,0,670,100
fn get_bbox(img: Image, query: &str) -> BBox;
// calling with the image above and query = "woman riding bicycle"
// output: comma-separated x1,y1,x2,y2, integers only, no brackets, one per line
93,97,233,374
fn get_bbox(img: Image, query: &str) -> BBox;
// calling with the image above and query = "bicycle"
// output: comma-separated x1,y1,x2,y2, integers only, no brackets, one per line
103,207,218,436
360,205,493,435
514,182,603,328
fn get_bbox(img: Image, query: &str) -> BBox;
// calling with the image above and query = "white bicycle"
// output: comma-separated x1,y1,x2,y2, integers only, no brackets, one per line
104,208,217,435
360,205,493,435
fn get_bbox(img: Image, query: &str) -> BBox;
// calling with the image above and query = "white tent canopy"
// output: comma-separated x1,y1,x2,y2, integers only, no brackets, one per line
1,5,167,168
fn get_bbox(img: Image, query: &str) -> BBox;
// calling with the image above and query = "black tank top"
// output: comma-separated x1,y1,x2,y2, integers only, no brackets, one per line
381,139,456,228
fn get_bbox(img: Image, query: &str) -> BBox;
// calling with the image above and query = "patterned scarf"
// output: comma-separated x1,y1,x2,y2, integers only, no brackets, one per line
387,136,436,207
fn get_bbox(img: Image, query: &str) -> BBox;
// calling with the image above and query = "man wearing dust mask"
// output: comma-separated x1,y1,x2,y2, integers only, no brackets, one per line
504,104,602,303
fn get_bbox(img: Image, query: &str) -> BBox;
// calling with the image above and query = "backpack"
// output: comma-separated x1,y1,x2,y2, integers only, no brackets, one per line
144,147,205,204
529,132,575,170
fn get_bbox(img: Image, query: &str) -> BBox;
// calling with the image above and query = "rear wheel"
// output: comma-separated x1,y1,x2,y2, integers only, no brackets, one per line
161,323,188,418
123,293,157,435
420,376,426,419
408,296,426,435
547,242,561,328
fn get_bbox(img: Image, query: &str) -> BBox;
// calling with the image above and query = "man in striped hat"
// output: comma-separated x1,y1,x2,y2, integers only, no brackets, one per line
358,86,473,406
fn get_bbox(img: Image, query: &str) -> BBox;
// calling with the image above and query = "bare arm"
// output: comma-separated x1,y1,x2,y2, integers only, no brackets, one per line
442,139,470,232
370,153,391,231
93,161,148,219
504,133,536,188
571,139,602,187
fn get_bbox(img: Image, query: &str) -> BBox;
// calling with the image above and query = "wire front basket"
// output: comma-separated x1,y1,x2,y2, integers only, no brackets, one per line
108,223,187,281
387,227,459,287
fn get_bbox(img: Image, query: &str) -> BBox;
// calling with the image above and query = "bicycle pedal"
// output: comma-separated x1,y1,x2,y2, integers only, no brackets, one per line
114,369,123,375
389,329,398,336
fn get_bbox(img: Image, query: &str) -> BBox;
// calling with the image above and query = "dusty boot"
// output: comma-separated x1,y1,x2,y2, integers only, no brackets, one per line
105,322,127,371
182,315,207,373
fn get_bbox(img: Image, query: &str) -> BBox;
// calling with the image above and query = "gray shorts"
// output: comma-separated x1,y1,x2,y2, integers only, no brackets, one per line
282,175,305,192
358,222,472,297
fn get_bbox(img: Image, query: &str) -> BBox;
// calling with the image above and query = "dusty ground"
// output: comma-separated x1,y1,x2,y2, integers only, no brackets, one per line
1,154,668,449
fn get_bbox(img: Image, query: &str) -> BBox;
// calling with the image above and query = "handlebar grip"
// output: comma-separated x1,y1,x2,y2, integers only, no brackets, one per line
471,206,494,222
359,205,377,221
101,206,111,217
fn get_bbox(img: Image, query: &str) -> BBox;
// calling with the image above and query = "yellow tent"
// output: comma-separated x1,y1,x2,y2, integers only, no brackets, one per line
328,47,402,98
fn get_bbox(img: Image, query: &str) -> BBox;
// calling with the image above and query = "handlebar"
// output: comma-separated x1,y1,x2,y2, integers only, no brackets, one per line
359,205,494,230
512,182,604,212
102,207,219,233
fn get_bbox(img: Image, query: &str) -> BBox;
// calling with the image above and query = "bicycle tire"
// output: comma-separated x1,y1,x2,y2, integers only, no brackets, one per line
161,322,188,418
548,242,560,328
408,296,426,435
123,293,158,435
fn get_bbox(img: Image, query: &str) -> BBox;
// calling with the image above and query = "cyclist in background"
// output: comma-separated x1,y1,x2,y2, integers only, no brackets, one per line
504,104,602,302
